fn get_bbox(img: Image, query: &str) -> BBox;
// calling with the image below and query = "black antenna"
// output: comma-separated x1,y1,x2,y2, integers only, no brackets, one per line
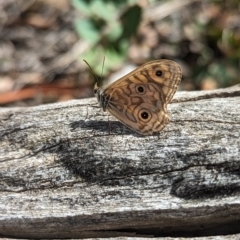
83,60,99,85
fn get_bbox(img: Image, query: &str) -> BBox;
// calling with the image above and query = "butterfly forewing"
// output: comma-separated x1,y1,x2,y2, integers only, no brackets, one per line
95,59,182,135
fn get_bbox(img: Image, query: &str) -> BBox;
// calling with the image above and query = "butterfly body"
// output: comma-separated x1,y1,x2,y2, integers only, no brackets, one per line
94,60,182,135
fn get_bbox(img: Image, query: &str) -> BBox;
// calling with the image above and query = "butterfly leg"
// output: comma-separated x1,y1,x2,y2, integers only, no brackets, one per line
108,114,111,135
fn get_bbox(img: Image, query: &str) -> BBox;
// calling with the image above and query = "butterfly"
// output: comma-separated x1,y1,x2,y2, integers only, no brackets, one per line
89,59,182,135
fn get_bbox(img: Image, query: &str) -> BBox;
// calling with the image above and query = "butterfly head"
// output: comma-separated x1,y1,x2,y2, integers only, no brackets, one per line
94,83,109,111
93,83,99,95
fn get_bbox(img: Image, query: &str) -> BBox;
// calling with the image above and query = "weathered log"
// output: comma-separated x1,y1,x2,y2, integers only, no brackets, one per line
0,85,240,239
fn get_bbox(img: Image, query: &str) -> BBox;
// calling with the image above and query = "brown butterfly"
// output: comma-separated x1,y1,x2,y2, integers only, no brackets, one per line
91,59,182,135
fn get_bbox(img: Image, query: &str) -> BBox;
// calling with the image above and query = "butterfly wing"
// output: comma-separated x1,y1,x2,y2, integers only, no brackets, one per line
103,60,182,135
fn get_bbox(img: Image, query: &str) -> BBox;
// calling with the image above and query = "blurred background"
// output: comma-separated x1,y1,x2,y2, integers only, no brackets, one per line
0,0,239,107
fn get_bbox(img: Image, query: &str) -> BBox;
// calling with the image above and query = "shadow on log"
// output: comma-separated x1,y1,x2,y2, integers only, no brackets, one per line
0,85,240,239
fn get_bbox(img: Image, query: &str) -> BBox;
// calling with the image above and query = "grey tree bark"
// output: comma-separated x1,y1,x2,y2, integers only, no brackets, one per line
0,85,240,239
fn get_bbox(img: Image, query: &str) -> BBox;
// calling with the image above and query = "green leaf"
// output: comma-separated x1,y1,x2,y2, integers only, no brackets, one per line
81,46,107,76
74,19,100,45
90,0,116,21
120,5,142,39
106,22,123,41
104,48,126,71
81,44,127,77
71,0,91,15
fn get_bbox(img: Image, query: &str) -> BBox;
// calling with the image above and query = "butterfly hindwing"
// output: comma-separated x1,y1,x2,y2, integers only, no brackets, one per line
95,59,182,135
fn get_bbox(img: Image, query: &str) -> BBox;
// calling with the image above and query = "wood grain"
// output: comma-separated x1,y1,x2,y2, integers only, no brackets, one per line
0,85,240,239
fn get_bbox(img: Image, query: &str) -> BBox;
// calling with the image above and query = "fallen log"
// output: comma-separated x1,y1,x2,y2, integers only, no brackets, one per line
0,85,240,239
